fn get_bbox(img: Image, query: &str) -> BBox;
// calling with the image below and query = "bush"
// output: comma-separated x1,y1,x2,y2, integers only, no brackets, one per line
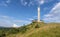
35,24,40,28
8,29,19,34
20,25,28,34
0,33,6,37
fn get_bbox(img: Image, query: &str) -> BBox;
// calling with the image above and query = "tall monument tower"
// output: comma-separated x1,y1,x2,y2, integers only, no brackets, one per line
37,7,40,22
37,0,44,22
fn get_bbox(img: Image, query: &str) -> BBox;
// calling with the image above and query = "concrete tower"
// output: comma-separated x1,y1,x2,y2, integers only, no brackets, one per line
38,7,40,22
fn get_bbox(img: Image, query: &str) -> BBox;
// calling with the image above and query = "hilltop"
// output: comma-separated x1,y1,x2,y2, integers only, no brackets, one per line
0,21,60,37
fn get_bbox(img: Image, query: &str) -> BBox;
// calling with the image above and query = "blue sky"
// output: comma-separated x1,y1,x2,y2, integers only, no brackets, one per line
0,0,60,27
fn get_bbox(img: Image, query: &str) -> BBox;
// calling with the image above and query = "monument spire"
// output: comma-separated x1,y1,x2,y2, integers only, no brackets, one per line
37,6,40,22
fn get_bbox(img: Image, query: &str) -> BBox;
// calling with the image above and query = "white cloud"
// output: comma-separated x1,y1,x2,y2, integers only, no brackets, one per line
6,0,11,3
24,2,27,6
0,15,13,27
35,0,55,5
21,0,27,6
20,0,54,6
13,24,19,28
27,16,37,21
20,0,34,6
40,0,44,4
20,0,59,7
28,18,34,21
44,0,53,3
43,2,60,23
28,1,34,7
0,2,7,6
0,15,31,27
36,0,44,5
0,0,11,6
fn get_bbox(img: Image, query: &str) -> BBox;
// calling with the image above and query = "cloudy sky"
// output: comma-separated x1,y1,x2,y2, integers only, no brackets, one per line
0,0,60,27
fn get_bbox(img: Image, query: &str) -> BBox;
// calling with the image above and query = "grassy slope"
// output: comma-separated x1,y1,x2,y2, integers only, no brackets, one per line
6,22,60,37
6,22,45,37
27,24,60,37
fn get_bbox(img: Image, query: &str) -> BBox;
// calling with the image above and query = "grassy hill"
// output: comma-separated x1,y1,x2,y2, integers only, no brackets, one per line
0,22,60,37
27,24,60,37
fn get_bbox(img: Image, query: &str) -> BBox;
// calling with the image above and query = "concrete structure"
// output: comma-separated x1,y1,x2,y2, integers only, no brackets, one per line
37,7,40,22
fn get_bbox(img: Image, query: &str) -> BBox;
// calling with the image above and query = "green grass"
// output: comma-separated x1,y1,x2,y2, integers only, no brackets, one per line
0,22,60,37
27,24,60,37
